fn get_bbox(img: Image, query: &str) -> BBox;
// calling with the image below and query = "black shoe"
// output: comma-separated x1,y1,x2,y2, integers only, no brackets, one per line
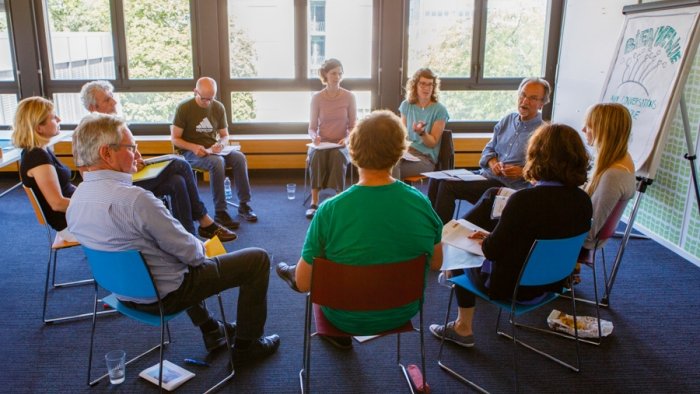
232,334,280,365
275,262,300,292
320,335,353,350
215,211,240,230
198,222,237,242
203,321,237,352
238,202,258,222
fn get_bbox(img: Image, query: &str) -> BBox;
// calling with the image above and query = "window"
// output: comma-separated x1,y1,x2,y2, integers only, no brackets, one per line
40,0,195,125
407,0,555,122
225,0,375,130
0,1,16,126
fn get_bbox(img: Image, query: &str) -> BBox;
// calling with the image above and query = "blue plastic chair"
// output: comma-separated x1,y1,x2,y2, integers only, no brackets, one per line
83,247,235,393
437,231,588,393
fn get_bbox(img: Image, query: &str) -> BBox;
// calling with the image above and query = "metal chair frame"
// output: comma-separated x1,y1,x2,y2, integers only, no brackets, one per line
23,185,116,324
83,247,235,393
437,232,587,393
300,255,428,393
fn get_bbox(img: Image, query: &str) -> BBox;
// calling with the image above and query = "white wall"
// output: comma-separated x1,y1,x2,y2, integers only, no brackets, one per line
552,0,638,127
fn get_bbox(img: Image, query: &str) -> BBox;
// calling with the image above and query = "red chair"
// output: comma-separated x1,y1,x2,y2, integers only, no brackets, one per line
300,255,428,393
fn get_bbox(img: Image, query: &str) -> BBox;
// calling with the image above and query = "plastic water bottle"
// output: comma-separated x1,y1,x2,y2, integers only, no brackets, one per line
224,177,233,200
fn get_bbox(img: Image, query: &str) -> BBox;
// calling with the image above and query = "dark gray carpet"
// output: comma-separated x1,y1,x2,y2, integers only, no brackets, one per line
0,171,698,393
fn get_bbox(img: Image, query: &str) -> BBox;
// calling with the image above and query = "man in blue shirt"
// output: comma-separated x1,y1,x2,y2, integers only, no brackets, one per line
431,77,551,224
67,113,279,364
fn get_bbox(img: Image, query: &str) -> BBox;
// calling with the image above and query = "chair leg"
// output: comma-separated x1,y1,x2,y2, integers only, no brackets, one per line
436,287,489,393
203,293,236,394
300,295,312,394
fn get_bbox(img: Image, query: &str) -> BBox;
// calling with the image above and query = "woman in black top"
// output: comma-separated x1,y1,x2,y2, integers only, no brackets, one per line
13,97,76,241
430,123,592,348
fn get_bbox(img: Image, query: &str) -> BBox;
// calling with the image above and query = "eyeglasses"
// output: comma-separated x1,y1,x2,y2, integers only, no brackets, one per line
417,81,435,88
110,143,138,153
519,93,543,102
196,90,216,102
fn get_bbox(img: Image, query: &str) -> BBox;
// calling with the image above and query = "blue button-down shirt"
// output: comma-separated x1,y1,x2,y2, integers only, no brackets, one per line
479,112,543,189
67,170,206,303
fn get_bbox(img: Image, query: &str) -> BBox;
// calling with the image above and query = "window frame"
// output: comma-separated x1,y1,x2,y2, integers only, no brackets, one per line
0,0,19,129
402,0,563,132
217,0,380,135
32,0,200,134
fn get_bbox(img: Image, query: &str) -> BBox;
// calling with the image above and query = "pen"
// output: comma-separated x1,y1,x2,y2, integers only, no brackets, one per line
184,358,210,367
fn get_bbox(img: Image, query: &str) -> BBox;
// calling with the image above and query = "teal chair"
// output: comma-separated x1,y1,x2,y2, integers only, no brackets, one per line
437,232,587,393
83,247,235,393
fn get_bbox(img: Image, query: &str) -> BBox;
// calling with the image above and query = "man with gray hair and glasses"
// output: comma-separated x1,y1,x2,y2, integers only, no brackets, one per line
67,113,280,363
430,77,551,224
79,80,236,242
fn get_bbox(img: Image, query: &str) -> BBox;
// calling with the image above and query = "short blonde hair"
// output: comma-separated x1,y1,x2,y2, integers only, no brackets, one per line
348,110,407,170
11,97,54,150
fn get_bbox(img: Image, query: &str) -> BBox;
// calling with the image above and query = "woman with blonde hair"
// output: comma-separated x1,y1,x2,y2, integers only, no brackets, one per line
306,58,357,218
394,68,449,179
12,96,76,242
574,103,636,283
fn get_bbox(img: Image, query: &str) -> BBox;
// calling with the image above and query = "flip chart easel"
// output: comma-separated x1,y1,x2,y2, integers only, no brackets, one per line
599,0,700,305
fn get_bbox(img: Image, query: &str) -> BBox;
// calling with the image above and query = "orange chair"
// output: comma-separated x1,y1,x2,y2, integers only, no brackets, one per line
300,255,428,393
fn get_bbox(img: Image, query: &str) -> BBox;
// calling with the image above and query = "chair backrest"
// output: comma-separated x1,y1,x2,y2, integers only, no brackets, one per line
23,185,48,226
310,255,426,311
518,231,588,287
82,247,158,299
596,198,632,244
435,129,454,171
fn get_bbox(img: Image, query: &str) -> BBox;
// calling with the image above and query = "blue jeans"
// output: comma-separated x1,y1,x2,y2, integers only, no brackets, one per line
125,247,270,341
135,158,207,234
183,150,252,213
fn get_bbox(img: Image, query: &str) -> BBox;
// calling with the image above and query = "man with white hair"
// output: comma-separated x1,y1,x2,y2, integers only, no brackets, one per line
79,81,236,242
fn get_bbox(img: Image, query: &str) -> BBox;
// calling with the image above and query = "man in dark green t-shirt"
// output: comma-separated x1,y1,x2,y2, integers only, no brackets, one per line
171,77,258,229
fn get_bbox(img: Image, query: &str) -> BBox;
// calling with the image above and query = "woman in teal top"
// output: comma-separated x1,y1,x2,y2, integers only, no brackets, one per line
394,68,449,180
279,109,443,348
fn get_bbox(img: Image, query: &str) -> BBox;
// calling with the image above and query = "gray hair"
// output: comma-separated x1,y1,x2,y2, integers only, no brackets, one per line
73,113,126,167
518,77,551,105
80,80,114,111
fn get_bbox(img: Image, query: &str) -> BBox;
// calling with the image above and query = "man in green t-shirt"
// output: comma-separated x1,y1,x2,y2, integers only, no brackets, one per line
171,77,258,229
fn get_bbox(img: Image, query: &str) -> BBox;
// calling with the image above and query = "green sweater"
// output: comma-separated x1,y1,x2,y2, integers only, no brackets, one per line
301,181,442,334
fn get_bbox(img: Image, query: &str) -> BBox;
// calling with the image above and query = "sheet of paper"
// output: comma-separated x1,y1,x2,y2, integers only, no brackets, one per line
143,154,179,165
421,169,486,181
441,219,489,256
306,142,342,150
455,173,487,181
440,243,485,271
491,187,516,219
204,236,226,258
210,144,240,156
402,151,420,162
353,335,380,343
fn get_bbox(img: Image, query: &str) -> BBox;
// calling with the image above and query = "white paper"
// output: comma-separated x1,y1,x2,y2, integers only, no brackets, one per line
421,169,487,182
143,154,179,165
210,144,240,156
440,243,485,271
307,142,342,150
441,219,489,256
402,151,421,162
490,187,516,219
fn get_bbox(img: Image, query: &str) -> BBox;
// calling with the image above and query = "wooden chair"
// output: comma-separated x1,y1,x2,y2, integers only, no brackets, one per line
23,185,115,324
300,255,428,393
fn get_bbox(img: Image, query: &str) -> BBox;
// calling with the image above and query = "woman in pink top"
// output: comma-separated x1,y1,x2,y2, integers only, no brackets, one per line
306,58,357,218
